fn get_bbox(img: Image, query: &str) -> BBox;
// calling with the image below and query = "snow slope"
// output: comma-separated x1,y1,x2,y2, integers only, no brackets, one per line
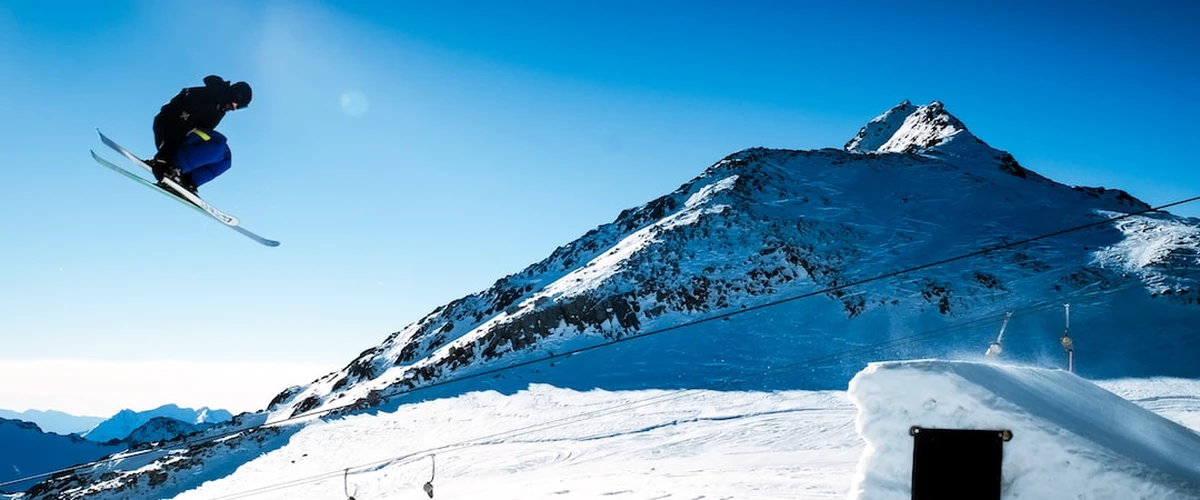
850,360,1200,499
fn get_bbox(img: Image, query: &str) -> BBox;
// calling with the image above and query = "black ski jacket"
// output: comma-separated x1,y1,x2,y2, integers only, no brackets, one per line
153,75,233,156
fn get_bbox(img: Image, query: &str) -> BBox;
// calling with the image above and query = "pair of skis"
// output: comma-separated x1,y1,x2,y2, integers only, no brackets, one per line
90,129,279,247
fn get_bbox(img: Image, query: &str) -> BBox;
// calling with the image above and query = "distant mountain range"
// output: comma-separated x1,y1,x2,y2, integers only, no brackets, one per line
0,404,234,493
81,404,232,443
0,409,102,436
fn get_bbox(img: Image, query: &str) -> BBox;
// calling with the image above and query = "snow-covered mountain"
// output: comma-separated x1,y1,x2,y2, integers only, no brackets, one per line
82,404,232,443
0,410,103,437
15,100,1200,499
266,99,1198,419
0,418,123,493
124,417,211,448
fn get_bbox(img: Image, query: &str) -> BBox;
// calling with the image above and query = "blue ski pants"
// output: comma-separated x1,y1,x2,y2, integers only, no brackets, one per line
175,129,232,187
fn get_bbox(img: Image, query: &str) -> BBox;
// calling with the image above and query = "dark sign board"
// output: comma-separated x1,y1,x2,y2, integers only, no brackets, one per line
910,426,1012,500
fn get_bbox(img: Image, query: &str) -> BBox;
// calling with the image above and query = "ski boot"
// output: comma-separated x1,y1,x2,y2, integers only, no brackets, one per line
178,174,199,195
147,157,185,191
147,157,181,182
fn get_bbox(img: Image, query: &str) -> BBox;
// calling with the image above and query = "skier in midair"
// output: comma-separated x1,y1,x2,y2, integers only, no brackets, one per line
148,75,252,194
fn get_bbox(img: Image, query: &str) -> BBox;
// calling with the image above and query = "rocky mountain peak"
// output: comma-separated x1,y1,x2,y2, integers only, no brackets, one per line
845,100,979,154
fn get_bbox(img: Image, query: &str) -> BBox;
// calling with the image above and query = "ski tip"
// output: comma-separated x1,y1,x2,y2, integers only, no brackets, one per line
237,228,281,247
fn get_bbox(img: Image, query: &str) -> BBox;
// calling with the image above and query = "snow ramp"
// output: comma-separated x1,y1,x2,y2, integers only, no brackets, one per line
848,360,1200,499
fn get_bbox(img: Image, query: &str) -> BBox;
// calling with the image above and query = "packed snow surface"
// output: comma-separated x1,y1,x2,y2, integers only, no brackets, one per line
32,362,1191,500
850,360,1200,499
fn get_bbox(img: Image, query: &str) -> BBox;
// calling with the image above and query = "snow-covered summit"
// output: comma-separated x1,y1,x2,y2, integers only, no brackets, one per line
845,100,978,154
844,99,916,152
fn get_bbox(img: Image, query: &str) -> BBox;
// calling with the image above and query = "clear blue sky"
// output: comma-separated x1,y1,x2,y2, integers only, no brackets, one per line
1,0,1197,415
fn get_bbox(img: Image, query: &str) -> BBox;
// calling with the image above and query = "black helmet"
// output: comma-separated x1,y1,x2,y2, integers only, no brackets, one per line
229,81,252,109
